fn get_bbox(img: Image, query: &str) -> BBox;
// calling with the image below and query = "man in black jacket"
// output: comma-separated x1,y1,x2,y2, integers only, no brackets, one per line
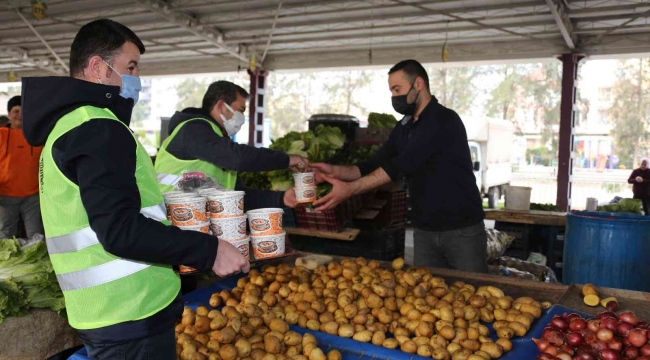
157,80,307,210
311,59,487,273
22,19,248,359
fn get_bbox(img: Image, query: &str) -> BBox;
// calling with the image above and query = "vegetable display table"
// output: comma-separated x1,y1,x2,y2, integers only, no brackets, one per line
1,309,80,360
484,209,566,227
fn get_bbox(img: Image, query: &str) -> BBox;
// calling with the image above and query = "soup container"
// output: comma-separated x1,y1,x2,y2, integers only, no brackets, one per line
167,196,208,226
250,232,286,260
247,208,284,236
197,188,225,196
209,215,248,241
294,186,317,204
226,237,250,261
293,172,315,187
177,221,210,234
207,191,245,219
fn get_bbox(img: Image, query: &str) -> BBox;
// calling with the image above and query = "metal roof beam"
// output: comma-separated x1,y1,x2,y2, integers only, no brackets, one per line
569,4,650,18
545,0,576,49
0,45,66,75
135,0,248,63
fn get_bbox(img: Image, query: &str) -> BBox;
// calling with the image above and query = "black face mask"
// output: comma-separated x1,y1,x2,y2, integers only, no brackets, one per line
391,84,420,116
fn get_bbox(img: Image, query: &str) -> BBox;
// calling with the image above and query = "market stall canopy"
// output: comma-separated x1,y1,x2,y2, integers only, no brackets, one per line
1,0,650,78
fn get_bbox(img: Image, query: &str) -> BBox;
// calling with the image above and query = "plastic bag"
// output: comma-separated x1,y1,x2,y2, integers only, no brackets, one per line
485,229,514,261
173,171,226,192
487,265,538,282
527,252,547,266
490,256,558,283
17,233,44,247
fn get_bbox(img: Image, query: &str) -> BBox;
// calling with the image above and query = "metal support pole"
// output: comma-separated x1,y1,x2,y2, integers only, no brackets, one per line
556,53,584,211
248,69,268,147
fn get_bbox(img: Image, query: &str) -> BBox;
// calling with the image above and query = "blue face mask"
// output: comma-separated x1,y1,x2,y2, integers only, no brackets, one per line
103,61,142,105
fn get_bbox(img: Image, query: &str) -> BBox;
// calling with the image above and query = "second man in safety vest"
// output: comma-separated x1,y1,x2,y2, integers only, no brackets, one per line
155,81,307,209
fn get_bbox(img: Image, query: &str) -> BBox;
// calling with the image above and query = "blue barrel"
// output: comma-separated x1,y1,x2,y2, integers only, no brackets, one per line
564,212,650,292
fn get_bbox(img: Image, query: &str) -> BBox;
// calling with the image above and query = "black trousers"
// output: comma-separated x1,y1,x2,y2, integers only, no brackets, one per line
83,326,176,360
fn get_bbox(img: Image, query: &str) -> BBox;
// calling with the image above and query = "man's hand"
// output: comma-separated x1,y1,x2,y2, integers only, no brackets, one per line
313,175,355,211
311,163,338,184
212,240,250,277
283,188,297,208
289,155,309,173
636,176,644,183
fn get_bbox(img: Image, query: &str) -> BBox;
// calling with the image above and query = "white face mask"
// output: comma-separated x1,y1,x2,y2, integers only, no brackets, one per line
220,102,246,136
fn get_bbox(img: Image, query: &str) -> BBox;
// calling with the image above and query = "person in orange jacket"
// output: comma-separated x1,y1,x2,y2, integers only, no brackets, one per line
0,96,44,238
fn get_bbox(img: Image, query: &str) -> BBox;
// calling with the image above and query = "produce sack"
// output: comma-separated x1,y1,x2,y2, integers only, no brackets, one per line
490,256,558,283
485,228,514,261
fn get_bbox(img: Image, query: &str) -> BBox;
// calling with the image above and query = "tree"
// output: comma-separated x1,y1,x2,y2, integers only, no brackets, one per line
130,100,148,127
608,59,650,168
428,66,485,114
318,70,374,115
175,78,213,111
266,72,317,139
485,65,519,121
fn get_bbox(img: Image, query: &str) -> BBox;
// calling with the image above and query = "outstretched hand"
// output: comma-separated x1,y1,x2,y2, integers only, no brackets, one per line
313,175,354,211
310,163,337,184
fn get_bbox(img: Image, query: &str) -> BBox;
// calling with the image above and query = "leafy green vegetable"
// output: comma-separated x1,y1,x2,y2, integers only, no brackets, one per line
530,203,560,211
597,199,642,214
0,238,65,323
317,183,333,198
368,112,397,129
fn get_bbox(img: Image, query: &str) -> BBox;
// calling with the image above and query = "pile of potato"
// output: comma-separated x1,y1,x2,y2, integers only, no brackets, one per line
188,257,552,360
175,305,341,360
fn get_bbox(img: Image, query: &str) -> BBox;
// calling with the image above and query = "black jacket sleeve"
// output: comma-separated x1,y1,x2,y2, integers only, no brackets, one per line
357,129,398,177
62,119,218,271
235,178,285,211
171,121,290,172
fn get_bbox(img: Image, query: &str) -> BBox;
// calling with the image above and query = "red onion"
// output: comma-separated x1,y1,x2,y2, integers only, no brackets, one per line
598,311,619,320
641,344,650,356
601,317,620,331
593,340,609,352
619,311,640,326
584,331,598,345
637,356,650,360
534,338,551,352
608,337,623,351
570,318,588,332
552,316,570,331
567,332,584,347
560,344,574,355
624,346,640,359
598,328,615,341
567,313,581,322
556,353,572,360
588,319,601,333
543,329,565,346
536,354,555,360
543,346,559,356
629,329,648,348
638,322,650,329
600,349,623,360
618,322,634,337
575,351,597,360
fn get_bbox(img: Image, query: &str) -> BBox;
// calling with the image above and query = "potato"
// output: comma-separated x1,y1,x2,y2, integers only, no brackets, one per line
413,337,430,347
486,286,504,298
432,348,451,360
309,348,326,360
195,334,210,346
459,339,481,352
480,342,503,358
382,338,399,349
400,340,417,354
177,333,192,345
439,326,456,340
515,314,534,329
343,304,358,319
327,350,342,360
303,319,319,331
414,344,433,357
508,321,527,337
392,258,405,270
495,338,513,352
302,343,317,357
494,326,513,339
184,326,198,338
264,336,282,355
216,327,236,344
479,308,494,323
249,317,264,329
415,321,434,337
338,324,354,338
451,348,471,360
269,318,289,334
227,318,242,334
353,330,373,343
464,327,478,341
281,331,301,346
473,350,491,360
182,313,196,326
429,335,448,349
478,324,490,337
447,343,462,355
218,344,238,360
463,306,478,321
369,330,385,346
235,339,252,358
467,355,486,360
519,304,542,319
496,297,512,310
452,328,468,344
207,340,221,352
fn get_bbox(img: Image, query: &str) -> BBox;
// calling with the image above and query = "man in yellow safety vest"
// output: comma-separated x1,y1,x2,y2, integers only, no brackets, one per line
22,19,249,359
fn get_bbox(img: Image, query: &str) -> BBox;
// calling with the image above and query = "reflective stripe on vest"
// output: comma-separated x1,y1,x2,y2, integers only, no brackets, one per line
46,202,166,255
56,259,151,291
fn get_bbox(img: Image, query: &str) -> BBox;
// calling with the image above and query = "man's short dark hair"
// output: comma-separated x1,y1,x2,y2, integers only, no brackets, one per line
389,59,430,90
0,116,9,127
69,19,145,77
202,81,250,112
